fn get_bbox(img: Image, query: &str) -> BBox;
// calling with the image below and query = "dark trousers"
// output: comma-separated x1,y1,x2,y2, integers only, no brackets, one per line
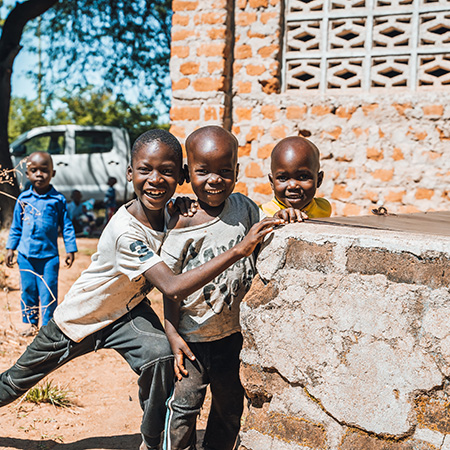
17,253,59,326
0,300,174,448
164,332,244,450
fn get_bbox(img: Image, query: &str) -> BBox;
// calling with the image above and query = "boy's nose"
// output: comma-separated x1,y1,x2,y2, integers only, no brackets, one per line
208,174,222,183
147,171,163,184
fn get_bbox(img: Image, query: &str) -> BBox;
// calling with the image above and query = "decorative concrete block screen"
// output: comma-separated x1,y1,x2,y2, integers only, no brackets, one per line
285,0,450,91
170,0,450,216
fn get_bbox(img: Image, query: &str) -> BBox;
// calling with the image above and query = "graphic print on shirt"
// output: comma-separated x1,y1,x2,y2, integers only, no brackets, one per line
183,234,255,314
130,240,155,262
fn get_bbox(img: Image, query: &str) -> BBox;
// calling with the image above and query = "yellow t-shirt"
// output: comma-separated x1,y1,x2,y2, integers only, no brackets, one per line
260,197,332,218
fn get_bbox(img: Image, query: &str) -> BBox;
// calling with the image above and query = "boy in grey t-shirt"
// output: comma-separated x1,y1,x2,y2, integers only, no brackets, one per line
162,126,274,450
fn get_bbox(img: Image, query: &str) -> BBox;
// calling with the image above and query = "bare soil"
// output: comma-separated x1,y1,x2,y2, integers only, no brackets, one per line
0,237,209,450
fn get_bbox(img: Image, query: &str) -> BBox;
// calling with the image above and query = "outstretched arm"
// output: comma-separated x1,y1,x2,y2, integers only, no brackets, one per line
145,217,282,302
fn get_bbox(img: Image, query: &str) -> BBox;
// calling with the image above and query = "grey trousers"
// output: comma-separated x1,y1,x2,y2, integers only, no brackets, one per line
0,300,174,448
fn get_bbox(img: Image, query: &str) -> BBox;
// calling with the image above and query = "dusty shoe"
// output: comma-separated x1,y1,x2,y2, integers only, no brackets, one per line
139,441,160,450
19,324,39,337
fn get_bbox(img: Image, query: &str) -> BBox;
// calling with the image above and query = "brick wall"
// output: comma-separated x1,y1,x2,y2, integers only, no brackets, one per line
170,1,450,215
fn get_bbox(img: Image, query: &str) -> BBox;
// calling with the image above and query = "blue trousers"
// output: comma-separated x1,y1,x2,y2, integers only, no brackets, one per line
0,300,174,448
17,253,59,327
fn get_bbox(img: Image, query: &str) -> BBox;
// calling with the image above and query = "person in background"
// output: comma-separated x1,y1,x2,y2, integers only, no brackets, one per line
104,176,117,223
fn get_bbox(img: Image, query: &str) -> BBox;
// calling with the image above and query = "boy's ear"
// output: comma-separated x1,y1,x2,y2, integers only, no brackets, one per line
317,171,324,188
235,163,240,179
268,173,274,189
182,164,190,184
126,165,133,182
52,169,56,178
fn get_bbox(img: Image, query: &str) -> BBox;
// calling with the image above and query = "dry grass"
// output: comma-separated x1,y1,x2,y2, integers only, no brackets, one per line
23,380,74,408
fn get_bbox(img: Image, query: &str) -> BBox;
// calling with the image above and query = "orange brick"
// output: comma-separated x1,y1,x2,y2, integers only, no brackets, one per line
236,45,252,59
423,150,442,160
257,144,273,159
346,167,356,179
364,190,378,202
378,129,385,138
172,29,195,41
335,106,356,119
172,46,190,58
238,143,251,157
197,43,226,57
329,169,340,180
423,104,444,116
392,102,412,116
366,147,383,161
177,183,195,195
212,0,227,7
352,127,368,138
172,14,190,26
372,169,394,182
208,61,225,74
270,125,287,140
254,182,272,196
258,44,279,58
234,181,248,196
260,78,280,94
311,105,332,116
237,12,257,26
335,155,352,162
237,81,252,94
170,106,201,121
325,126,342,140
208,28,226,40
233,62,242,74
343,203,361,216
399,205,421,214
442,191,450,201
235,107,252,122
261,11,277,24
172,78,190,90
237,0,247,8
415,188,434,200
249,0,268,7
172,0,199,11
204,106,218,122
331,184,351,200
270,0,279,4
437,126,450,140
246,64,266,76
362,103,379,115
269,61,279,77
392,147,404,161
385,190,405,203
232,125,241,135
286,105,307,119
193,77,224,92
245,162,264,178
248,30,266,39
416,130,428,140
261,105,280,120
169,124,186,139
246,126,264,142
200,12,226,24
180,62,199,75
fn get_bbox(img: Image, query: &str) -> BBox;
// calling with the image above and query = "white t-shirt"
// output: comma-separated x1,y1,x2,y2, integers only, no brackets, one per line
161,193,265,343
54,202,164,342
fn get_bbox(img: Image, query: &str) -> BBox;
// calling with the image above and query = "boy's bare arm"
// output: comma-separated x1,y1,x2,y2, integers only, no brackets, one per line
145,217,282,302
164,297,195,380
6,249,15,268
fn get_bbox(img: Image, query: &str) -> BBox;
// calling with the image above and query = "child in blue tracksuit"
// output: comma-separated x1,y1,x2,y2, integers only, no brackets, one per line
6,151,77,336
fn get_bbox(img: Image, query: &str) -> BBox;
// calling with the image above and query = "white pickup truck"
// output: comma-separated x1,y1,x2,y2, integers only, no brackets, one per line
10,125,133,203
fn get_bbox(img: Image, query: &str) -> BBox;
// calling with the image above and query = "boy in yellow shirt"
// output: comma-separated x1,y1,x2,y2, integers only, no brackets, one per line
260,136,331,218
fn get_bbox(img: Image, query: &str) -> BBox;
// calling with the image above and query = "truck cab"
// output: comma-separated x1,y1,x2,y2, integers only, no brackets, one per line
10,125,132,203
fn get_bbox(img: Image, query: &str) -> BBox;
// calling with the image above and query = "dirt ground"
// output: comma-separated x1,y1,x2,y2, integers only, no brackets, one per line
0,237,210,450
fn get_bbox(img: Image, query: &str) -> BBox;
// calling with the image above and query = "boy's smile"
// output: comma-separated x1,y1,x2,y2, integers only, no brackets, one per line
127,141,183,223
269,139,323,211
187,138,239,211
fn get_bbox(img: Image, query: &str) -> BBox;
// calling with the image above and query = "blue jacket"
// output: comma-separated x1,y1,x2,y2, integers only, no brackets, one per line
6,186,78,258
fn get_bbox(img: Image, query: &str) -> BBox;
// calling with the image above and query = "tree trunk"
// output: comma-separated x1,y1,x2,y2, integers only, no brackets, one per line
0,0,57,228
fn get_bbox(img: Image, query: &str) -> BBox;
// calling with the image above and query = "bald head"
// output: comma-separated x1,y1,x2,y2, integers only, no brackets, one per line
27,151,54,170
271,137,320,174
186,126,239,164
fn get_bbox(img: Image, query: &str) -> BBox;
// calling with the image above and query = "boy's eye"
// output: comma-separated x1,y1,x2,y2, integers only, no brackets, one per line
196,169,208,175
161,169,174,176
276,176,287,182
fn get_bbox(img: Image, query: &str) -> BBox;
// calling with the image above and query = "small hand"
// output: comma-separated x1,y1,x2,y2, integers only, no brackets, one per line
167,332,196,381
236,217,283,257
274,207,308,224
65,252,75,268
6,249,15,268
167,197,198,217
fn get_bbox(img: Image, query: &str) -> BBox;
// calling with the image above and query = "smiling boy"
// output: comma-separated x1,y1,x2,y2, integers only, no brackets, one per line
260,136,331,218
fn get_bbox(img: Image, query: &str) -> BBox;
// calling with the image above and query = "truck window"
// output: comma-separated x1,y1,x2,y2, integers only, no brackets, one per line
12,132,65,156
75,131,113,154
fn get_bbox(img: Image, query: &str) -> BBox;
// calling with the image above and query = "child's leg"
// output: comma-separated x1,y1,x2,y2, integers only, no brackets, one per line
165,343,209,450
38,255,59,326
17,253,40,325
0,319,94,406
203,333,244,450
102,300,174,449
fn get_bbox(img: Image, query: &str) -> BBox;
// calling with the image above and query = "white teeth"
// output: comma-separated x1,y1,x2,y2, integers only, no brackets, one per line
206,190,224,194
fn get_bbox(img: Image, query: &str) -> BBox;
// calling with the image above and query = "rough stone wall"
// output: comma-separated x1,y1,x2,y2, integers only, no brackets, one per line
239,223,450,449
170,0,450,215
